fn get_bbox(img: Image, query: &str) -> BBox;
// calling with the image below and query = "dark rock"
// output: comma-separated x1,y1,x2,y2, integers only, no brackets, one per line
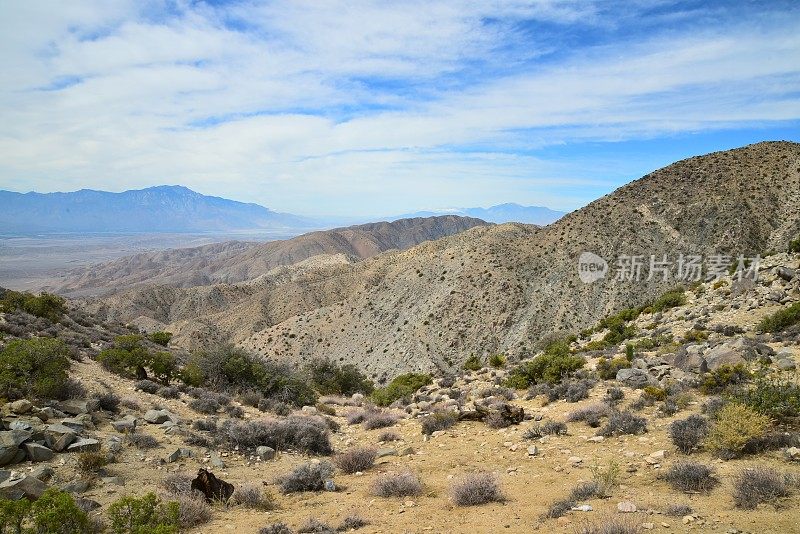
57,399,100,416
66,438,100,453
29,466,54,482
0,476,48,500
23,443,54,462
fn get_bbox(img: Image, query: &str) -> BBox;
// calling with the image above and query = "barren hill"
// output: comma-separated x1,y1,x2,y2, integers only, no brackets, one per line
52,215,488,296
85,142,800,381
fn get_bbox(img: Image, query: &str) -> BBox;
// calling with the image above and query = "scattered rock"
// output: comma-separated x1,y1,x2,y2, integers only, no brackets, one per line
66,438,100,453
29,466,54,482
57,399,100,416
617,501,637,513
0,476,48,500
255,446,275,461
23,443,54,463
6,400,33,415
527,445,538,456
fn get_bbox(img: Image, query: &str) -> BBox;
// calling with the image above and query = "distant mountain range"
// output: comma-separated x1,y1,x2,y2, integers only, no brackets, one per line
393,203,565,225
0,185,315,234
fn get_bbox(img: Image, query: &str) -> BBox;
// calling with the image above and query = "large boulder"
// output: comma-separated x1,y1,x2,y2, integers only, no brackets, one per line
23,443,54,463
0,430,32,467
144,410,178,425
57,399,100,416
66,438,100,453
0,476,48,500
44,424,77,452
616,368,652,388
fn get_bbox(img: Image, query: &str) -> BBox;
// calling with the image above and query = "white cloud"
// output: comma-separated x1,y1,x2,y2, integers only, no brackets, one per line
0,1,798,215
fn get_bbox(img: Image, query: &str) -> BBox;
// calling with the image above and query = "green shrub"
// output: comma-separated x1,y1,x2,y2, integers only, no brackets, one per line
757,302,800,332
179,359,205,387
651,288,686,312
148,352,177,384
597,356,631,380
488,354,506,368
700,364,750,394
0,488,91,534
371,373,431,406
706,403,769,458
625,344,635,361
683,329,709,342
463,355,482,371
642,386,668,401
147,331,172,347
107,493,179,534
0,497,31,533
0,290,66,322
307,358,374,395
0,337,71,400
600,316,637,345
790,235,800,253
505,347,585,389
733,373,800,419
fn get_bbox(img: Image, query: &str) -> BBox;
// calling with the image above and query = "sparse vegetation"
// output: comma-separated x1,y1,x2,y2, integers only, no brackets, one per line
362,411,399,430
598,410,647,437
107,493,179,533
567,404,609,427
450,472,505,506
370,373,431,406
733,372,800,419
505,341,585,388
0,337,71,400
334,447,376,474
732,466,793,509
758,301,800,332
700,363,750,394
231,484,275,510
277,461,334,493
307,358,374,396
0,290,67,322
463,354,482,371
523,420,567,439
420,410,459,435
669,415,709,454
596,356,631,380
663,461,718,492
218,416,333,455
371,472,423,498
147,331,173,347
489,353,506,368
706,403,769,458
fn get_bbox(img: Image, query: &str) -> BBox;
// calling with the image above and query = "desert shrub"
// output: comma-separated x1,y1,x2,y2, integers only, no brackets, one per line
173,493,212,528
0,337,71,400
669,415,709,454
489,353,506,368
106,492,180,534
196,344,318,406
664,503,693,516
156,386,179,399
315,403,336,416
642,386,667,401
0,290,66,322
93,391,121,412
362,411,399,430
700,363,750,394
504,347,585,388
28,487,92,534
134,379,160,394
231,484,274,510
701,396,727,418
421,410,459,435
790,235,800,253
370,373,432,406
651,287,686,312
160,473,194,496
189,398,219,414
371,472,423,497
76,451,108,476
523,420,567,439
603,387,625,405
120,396,141,410
706,403,769,458
178,360,205,388
574,517,640,534
568,481,602,501
259,398,291,416
732,466,792,509
218,416,332,455
450,472,505,506
567,404,609,428
683,329,709,342
378,431,400,442
225,404,245,418
125,432,160,450
563,380,591,402
338,514,368,531
147,331,172,347
598,411,647,437
589,459,620,497
98,335,176,384
733,373,800,419
742,431,798,454
239,390,263,407
544,499,574,518
597,357,631,380
758,302,800,332
297,518,333,533
334,447,376,474
277,461,334,494
663,461,718,492
259,523,294,534
306,358,374,396
192,418,217,432
463,355,482,371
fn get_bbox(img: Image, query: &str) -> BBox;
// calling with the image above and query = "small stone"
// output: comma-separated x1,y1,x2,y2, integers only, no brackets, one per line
587,436,604,443
7,400,33,415
29,466,54,482
785,446,800,461
570,504,593,512
255,446,275,461
527,445,538,456
376,448,398,458
617,501,637,513
641,523,654,530
568,456,583,464
324,479,337,492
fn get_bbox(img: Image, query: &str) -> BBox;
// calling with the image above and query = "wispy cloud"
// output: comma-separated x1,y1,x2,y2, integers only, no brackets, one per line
0,1,798,215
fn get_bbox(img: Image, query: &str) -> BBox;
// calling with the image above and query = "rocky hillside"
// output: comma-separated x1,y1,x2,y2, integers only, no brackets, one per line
51,215,488,296
81,142,800,381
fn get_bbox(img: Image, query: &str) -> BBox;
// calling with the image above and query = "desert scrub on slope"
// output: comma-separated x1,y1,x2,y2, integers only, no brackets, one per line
758,301,800,332
371,472,423,497
669,415,709,454
733,372,800,419
700,363,750,394
420,410,459,435
596,356,631,380
573,517,640,534
370,373,431,406
231,484,275,510
218,416,332,455
334,447,376,474
107,492,180,533
463,354,482,371
0,337,72,400
706,403,769,458
0,487,92,534
523,420,567,439
0,289,66,322
504,340,585,388
307,357,374,396
362,410,399,430
451,472,505,506
277,461,334,493
663,461,718,492
567,404,610,427
173,493,212,529
598,411,647,437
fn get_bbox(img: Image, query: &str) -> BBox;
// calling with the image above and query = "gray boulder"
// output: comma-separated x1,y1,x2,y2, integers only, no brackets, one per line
66,438,100,453
57,399,100,416
23,443,54,463
255,446,276,461
111,416,137,433
0,476,48,500
44,424,76,452
144,410,177,425
616,368,652,389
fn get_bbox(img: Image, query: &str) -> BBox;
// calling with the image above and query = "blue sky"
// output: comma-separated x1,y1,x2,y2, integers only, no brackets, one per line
0,1,799,217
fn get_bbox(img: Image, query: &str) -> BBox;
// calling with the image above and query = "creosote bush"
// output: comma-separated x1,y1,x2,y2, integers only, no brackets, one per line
334,447,376,474
669,415,709,454
706,403,769,458
277,461,334,494
504,341,585,388
0,337,71,400
371,472,423,497
663,461,718,493
450,472,505,506
106,492,180,533
370,373,431,407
